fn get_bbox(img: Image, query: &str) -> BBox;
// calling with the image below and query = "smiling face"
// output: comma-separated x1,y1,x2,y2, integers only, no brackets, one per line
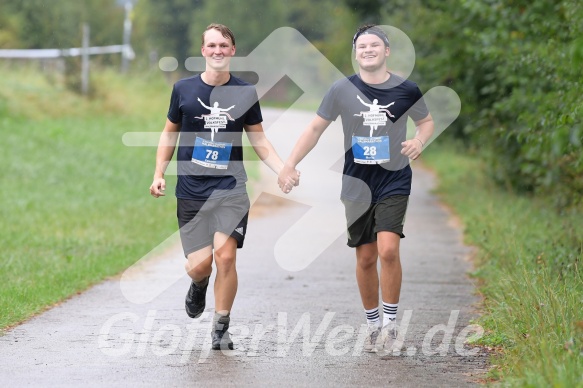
354,33,390,73
201,28,236,71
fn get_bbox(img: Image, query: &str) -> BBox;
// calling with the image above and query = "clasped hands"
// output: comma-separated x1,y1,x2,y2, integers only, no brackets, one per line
278,164,301,194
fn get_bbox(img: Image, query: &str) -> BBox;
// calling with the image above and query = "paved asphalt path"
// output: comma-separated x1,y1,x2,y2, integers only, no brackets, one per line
0,109,488,387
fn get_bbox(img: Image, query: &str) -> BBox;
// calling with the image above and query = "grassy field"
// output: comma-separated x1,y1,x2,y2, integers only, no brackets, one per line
0,65,179,329
422,143,583,386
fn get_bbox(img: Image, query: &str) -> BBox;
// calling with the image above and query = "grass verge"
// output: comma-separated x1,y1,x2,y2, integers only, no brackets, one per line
0,65,179,330
422,143,583,386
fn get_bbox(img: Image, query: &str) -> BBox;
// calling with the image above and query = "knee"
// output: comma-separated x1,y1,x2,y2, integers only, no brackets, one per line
357,254,378,271
214,249,236,272
184,255,212,279
378,246,399,266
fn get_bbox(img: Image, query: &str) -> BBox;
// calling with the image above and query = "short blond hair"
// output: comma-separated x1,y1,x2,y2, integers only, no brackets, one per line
202,23,236,46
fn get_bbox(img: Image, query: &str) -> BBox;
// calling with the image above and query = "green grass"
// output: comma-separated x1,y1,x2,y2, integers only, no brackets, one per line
422,143,583,387
0,65,179,329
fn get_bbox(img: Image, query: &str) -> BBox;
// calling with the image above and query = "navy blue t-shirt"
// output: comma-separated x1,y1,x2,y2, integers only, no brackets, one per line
317,73,429,203
167,74,262,200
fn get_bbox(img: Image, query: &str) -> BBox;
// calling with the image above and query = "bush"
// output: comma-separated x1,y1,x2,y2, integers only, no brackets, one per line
388,0,583,209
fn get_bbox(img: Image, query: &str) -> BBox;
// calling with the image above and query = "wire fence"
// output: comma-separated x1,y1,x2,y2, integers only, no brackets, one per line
0,23,134,94
0,45,134,59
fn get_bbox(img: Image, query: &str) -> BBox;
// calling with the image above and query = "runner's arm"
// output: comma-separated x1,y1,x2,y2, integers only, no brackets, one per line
150,119,180,198
278,115,331,187
400,113,434,160
244,122,294,177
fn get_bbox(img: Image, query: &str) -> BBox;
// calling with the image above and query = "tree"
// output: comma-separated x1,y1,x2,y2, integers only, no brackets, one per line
0,0,123,49
134,0,203,69
378,0,583,207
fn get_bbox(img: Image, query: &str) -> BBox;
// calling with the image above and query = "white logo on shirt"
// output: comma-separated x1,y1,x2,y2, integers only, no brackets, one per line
195,98,236,141
354,95,395,137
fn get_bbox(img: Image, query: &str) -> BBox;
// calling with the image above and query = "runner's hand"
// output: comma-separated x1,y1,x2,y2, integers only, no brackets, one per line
150,177,166,198
401,138,423,160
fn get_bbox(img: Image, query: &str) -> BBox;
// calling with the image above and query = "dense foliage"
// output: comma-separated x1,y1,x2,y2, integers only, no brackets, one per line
386,0,582,208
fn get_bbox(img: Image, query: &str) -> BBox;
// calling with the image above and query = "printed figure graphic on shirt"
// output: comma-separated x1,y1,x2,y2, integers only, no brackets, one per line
195,97,236,141
354,95,395,136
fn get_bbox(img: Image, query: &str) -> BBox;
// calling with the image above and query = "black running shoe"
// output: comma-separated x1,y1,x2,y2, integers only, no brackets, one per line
212,315,234,350
185,278,208,318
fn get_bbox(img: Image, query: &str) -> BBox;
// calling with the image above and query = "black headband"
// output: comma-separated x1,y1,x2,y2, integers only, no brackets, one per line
352,28,390,49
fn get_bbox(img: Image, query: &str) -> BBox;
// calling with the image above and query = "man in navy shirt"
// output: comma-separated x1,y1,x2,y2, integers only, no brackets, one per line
150,23,299,350
278,24,434,353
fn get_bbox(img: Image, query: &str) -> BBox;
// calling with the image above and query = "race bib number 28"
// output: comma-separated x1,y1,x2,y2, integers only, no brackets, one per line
352,136,390,164
192,137,232,169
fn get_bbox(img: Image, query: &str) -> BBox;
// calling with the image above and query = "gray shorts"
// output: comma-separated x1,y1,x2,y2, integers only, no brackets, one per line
177,194,250,256
343,195,409,248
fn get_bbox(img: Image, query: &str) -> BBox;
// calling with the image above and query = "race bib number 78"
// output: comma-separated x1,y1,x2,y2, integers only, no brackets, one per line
192,137,232,169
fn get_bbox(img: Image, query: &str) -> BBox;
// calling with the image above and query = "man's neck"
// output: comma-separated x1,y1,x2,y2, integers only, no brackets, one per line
201,70,230,86
359,68,390,85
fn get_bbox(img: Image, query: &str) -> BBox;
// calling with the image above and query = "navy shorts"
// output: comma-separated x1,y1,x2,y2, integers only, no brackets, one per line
343,195,409,248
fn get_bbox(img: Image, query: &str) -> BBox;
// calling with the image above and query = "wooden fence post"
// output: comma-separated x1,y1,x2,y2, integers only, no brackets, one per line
121,2,133,74
81,23,90,95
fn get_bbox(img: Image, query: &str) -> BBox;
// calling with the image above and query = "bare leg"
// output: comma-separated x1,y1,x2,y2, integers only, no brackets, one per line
377,231,402,304
355,242,380,310
185,245,213,282
212,232,238,314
